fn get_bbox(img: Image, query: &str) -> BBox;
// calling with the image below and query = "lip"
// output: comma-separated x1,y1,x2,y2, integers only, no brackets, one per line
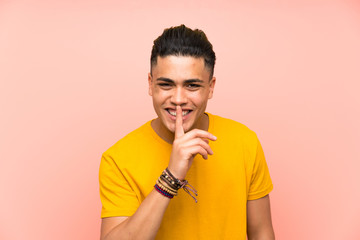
165,108,192,121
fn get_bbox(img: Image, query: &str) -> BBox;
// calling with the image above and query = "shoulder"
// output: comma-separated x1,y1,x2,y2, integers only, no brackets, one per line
103,120,153,159
209,113,258,144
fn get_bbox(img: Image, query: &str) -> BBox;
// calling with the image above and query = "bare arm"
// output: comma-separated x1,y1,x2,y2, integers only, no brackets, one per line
100,189,170,240
100,106,216,240
247,195,275,240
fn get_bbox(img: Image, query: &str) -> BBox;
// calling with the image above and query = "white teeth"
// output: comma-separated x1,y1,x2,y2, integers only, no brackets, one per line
182,111,189,116
168,110,190,116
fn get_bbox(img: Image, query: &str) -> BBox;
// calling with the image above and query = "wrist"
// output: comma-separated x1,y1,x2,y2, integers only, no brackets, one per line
166,166,185,180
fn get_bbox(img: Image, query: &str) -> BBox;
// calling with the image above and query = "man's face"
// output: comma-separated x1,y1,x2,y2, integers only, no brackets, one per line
148,55,216,138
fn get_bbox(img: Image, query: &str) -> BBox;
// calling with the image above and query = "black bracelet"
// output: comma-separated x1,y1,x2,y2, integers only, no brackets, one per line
164,168,198,203
164,168,182,189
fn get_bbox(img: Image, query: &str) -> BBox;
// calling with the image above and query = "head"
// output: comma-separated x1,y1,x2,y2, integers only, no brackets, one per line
148,25,216,142
150,24,216,79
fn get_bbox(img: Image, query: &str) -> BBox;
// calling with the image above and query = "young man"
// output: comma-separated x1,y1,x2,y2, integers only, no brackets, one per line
99,25,275,240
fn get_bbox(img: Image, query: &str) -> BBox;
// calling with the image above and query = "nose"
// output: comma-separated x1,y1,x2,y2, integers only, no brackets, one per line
170,87,187,106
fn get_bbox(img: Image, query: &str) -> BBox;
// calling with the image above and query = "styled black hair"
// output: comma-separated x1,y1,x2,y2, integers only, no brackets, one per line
150,24,216,78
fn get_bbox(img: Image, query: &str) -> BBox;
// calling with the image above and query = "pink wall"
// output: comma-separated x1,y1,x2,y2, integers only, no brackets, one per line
1,0,359,239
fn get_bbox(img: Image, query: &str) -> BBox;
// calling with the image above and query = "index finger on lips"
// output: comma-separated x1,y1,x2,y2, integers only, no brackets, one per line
175,105,184,138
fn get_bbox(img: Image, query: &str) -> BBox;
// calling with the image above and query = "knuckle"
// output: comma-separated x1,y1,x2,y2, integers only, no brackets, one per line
196,138,203,145
194,146,201,153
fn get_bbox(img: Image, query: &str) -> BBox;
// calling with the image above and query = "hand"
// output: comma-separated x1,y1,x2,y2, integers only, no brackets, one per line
167,106,217,180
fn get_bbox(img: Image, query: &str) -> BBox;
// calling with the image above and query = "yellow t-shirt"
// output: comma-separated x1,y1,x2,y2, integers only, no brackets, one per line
99,113,273,239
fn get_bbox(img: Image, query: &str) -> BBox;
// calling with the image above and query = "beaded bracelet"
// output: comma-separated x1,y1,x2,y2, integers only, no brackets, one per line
162,169,182,190
154,184,174,198
156,179,178,196
158,177,178,193
160,174,179,192
154,168,199,202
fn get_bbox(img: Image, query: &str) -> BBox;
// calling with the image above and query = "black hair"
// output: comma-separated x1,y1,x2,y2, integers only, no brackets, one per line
150,24,216,78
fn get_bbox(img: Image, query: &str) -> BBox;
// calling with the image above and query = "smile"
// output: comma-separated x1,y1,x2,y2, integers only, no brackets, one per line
166,109,192,116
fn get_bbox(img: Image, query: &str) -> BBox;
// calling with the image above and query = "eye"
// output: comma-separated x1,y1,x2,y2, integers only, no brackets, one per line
187,84,201,89
158,83,172,89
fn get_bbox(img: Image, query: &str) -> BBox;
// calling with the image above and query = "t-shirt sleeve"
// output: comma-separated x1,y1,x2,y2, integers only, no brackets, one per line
99,152,140,218
247,137,273,200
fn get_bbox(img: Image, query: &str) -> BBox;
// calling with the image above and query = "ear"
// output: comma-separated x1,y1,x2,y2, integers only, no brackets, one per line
208,77,216,99
148,73,153,96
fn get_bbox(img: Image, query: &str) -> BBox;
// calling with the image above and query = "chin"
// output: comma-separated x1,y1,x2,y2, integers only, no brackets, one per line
164,120,190,133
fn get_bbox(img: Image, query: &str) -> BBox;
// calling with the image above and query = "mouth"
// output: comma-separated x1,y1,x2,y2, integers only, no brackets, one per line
166,108,192,117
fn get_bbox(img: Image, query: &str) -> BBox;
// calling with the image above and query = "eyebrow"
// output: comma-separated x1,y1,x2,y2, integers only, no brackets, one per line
156,77,204,84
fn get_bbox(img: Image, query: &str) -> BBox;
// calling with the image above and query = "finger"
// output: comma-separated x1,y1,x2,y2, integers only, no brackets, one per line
175,105,184,138
187,146,209,160
202,138,209,144
182,138,214,155
183,129,217,141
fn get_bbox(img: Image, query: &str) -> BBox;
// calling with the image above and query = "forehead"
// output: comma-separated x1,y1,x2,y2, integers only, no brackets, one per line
152,56,210,80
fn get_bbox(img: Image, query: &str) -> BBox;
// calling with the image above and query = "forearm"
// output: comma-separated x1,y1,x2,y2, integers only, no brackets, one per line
247,229,275,240
247,195,275,240
103,189,171,240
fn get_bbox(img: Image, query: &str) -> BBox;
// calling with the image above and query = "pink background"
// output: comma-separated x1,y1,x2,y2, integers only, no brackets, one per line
1,0,359,239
